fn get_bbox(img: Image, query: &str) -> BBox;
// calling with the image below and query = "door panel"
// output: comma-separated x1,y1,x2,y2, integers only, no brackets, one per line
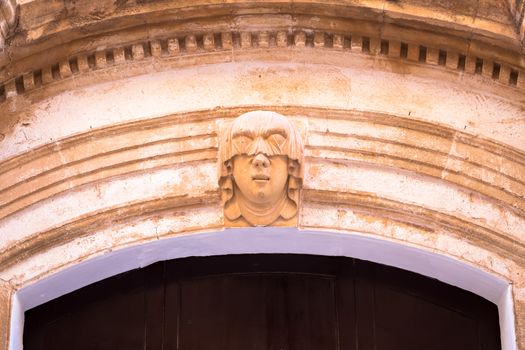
173,274,338,350
178,275,288,350
24,265,162,350
24,254,501,350
362,260,500,350
283,275,337,349
374,286,478,350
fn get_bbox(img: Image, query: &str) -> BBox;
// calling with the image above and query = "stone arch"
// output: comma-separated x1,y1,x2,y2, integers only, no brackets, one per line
1,1,524,349
9,228,516,350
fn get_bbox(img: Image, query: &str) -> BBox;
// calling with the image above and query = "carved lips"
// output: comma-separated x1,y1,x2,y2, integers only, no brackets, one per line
252,173,270,182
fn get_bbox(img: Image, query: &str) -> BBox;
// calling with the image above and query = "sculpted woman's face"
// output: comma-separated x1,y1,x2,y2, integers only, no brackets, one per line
232,154,288,205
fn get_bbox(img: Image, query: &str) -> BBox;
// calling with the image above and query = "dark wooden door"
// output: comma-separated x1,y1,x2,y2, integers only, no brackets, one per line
24,254,501,350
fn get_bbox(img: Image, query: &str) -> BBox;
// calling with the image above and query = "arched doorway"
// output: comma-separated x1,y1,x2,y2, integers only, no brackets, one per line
24,253,500,349
1,1,524,349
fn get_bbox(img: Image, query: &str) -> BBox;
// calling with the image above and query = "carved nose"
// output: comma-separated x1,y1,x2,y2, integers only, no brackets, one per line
253,153,270,168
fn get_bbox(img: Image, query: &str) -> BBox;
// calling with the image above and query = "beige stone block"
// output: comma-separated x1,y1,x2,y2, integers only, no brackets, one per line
407,43,419,61
258,32,269,48
294,31,306,47
516,297,525,350
167,38,180,54
388,40,401,58
132,43,145,59
113,47,125,63
150,40,162,57
77,54,89,72
221,32,232,49
482,60,493,78
95,50,107,68
42,66,53,84
446,51,459,69
23,72,35,91
350,35,362,52
499,65,511,84
0,283,12,350
240,32,251,48
185,35,197,51
59,60,72,78
518,70,525,90
427,48,439,65
333,34,343,49
314,32,325,48
369,37,380,54
276,31,287,47
465,56,476,74
203,33,214,50
4,79,16,98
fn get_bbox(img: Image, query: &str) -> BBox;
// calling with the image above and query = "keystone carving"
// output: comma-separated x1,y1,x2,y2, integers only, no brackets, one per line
219,111,304,227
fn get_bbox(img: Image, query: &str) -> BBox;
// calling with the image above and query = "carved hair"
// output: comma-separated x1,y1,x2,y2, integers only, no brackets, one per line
219,111,304,223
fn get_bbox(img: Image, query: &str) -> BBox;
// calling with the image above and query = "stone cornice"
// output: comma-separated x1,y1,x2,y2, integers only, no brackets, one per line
0,6,524,103
7,1,522,52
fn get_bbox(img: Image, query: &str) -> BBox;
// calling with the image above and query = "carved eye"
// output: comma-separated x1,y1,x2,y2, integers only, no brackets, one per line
233,135,253,150
266,133,286,148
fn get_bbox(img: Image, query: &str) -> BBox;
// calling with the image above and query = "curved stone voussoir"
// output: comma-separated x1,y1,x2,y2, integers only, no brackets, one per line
0,192,221,273
301,189,525,266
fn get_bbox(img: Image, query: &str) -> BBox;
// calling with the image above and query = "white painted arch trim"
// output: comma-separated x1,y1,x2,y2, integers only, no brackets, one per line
10,228,517,349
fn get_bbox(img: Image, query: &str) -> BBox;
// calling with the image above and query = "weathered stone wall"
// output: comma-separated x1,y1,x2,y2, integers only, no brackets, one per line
0,1,524,349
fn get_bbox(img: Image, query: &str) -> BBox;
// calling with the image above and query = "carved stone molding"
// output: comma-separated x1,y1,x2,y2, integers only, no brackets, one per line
0,112,219,220
0,192,221,272
0,0,16,50
508,0,525,44
0,106,523,299
0,106,524,222
301,188,525,266
219,111,304,227
1,25,524,104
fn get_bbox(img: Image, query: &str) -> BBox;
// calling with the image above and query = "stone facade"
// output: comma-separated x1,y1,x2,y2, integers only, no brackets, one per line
0,1,524,349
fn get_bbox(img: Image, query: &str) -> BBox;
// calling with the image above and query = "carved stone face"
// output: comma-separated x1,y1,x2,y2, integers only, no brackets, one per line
232,154,288,205
219,111,304,227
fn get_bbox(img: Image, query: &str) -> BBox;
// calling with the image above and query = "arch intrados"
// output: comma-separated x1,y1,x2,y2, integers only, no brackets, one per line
9,227,516,350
